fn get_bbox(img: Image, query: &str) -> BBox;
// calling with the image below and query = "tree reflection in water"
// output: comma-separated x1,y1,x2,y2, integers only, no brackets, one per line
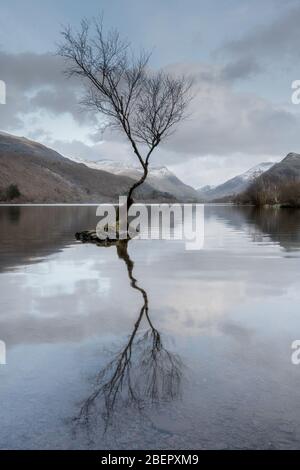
75,240,182,431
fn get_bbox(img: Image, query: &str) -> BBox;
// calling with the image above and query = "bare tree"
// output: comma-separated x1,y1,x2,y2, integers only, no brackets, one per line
58,18,192,208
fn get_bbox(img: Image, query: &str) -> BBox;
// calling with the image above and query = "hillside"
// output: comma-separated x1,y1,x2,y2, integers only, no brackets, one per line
197,162,274,201
259,153,300,183
237,153,300,207
73,158,199,202
0,132,177,203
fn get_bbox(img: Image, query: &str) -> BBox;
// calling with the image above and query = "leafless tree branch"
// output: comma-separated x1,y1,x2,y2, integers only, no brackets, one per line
74,240,182,432
58,17,193,205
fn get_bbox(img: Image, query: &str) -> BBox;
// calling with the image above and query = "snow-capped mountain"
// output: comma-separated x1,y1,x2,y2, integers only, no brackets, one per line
0,132,180,203
240,162,275,182
255,153,300,184
74,159,140,174
197,162,275,201
70,158,199,201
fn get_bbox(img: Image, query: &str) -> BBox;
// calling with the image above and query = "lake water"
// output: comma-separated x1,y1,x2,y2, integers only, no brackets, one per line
1,205,300,449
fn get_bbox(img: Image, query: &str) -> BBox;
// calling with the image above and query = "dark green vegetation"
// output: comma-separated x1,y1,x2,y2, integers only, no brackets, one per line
0,184,21,201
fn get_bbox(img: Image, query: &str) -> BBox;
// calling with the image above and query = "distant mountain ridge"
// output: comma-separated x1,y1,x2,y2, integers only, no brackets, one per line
197,161,275,201
3,131,299,205
259,152,300,183
237,152,300,206
0,132,201,203
0,132,179,203
70,157,199,202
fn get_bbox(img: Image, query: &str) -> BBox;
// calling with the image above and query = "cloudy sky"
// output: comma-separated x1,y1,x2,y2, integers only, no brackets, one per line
1,0,300,187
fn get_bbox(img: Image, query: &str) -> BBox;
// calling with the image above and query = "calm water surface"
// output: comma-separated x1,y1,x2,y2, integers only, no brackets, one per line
1,205,300,449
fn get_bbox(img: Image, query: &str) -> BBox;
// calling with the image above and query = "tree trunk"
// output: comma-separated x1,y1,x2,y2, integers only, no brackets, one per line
127,165,148,209
116,165,148,234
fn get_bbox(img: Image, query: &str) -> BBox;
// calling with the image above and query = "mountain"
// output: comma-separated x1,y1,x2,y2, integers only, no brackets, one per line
258,153,300,183
71,158,199,202
235,153,300,206
0,132,178,203
197,162,274,201
196,185,215,200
